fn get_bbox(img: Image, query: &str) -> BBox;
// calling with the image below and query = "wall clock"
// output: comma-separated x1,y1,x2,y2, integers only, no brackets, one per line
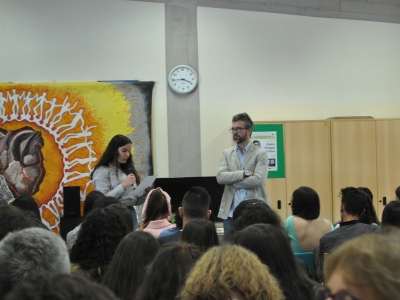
168,65,198,94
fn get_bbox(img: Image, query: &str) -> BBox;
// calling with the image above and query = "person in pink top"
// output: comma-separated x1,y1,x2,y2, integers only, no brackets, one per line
139,188,175,238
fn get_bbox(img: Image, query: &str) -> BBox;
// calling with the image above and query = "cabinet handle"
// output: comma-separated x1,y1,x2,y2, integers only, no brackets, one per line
277,200,281,209
379,197,387,206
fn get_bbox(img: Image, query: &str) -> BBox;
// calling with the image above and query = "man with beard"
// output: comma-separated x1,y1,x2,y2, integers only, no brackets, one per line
216,113,269,242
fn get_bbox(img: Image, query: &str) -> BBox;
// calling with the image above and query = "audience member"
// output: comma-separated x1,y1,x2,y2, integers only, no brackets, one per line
135,242,202,300
139,188,175,238
4,273,119,300
158,186,211,245
159,206,182,238
357,187,380,224
234,224,315,299
319,187,380,280
66,190,105,251
9,194,41,220
180,219,219,252
8,195,47,229
93,195,120,209
230,198,309,275
0,155,14,205
381,200,400,232
103,231,160,300
0,228,70,298
231,199,282,236
69,203,133,282
102,231,159,300
395,186,400,200
0,205,34,241
177,244,284,300
314,233,400,300
285,186,333,253
22,210,48,230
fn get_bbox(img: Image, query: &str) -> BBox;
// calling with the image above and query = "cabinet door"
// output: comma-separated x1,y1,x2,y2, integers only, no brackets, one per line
331,120,377,222
376,119,400,217
266,178,287,222
284,121,332,221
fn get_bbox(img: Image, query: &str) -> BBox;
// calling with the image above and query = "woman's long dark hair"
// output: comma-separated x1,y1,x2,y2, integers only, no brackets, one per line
180,219,219,253
90,134,140,184
102,231,159,300
234,224,315,300
358,187,380,224
135,242,202,300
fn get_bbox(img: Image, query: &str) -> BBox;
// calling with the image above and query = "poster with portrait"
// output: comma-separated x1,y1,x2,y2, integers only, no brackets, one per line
0,81,154,232
253,124,285,178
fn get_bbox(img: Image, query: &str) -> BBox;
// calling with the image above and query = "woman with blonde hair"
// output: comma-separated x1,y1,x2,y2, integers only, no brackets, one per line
177,245,284,300
314,232,400,300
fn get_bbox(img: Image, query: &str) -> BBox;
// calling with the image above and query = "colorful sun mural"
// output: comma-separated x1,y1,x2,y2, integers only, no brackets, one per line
0,82,153,233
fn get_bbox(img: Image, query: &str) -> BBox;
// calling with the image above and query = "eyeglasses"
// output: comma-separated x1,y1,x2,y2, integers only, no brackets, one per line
229,127,248,133
313,285,360,300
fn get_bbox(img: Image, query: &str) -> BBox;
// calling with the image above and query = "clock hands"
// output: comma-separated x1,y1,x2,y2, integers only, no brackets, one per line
172,78,192,83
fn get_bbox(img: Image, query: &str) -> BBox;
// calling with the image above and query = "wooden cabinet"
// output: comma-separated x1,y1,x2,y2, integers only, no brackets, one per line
331,119,378,222
267,118,399,223
375,119,400,216
268,121,332,222
267,178,287,221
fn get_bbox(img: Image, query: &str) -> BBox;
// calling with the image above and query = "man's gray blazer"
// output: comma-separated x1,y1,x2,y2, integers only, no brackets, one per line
216,142,269,219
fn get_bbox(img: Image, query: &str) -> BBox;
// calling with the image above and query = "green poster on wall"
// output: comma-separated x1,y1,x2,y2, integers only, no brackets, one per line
253,124,285,178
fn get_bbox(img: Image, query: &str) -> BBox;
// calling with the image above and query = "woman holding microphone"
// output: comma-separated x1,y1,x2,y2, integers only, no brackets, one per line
91,134,146,230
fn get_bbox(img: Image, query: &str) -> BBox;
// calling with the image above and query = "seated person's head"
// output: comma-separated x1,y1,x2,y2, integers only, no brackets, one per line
321,232,400,300
395,186,400,200
5,273,118,300
381,200,400,231
291,186,320,220
141,188,171,229
231,199,282,236
0,205,34,241
10,194,41,220
234,224,313,300
0,228,70,298
93,196,119,209
69,204,133,281
84,190,105,217
340,187,367,218
135,242,202,300
357,187,379,224
181,186,211,220
180,219,219,252
177,244,284,300
102,231,160,299
107,203,134,232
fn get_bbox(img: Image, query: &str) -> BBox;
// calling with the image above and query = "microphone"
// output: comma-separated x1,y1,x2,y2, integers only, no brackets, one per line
126,165,137,189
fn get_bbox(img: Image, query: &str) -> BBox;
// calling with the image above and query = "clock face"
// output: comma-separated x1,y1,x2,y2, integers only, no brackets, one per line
168,65,198,94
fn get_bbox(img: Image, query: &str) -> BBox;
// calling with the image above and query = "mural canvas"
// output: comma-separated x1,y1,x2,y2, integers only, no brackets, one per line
0,82,154,232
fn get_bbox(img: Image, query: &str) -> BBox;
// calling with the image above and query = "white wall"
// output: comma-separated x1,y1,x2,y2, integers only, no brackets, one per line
0,0,169,176
2,2,399,178
198,7,400,175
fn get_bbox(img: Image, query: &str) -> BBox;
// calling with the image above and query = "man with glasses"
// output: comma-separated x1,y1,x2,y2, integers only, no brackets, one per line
216,113,269,242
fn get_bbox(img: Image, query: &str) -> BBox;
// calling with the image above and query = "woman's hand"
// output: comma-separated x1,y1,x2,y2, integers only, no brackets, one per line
122,174,136,189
